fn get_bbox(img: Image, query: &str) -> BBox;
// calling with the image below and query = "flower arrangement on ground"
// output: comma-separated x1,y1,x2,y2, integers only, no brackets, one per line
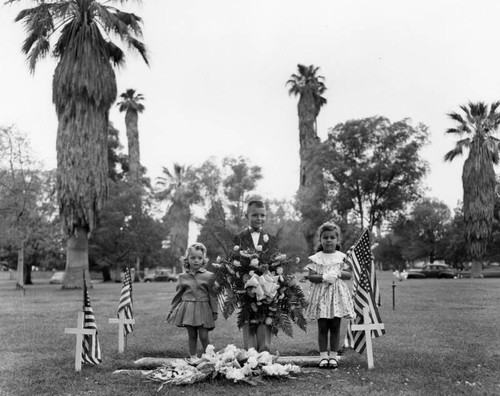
146,344,301,388
210,244,307,337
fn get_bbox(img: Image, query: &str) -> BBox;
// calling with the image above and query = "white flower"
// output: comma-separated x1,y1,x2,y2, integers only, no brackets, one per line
241,362,254,375
256,245,263,252
216,256,222,263
224,367,245,382
250,258,259,267
263,234,269,243
247,355,259,369
233,245,240,251
233,260,241,267
295,257,300,264
261,363,299,376
257,351,273,365
276,267,283,275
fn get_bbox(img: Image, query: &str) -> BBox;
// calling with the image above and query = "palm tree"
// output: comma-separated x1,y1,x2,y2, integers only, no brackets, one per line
286,64,327,188
117,89,145,281
118,89,145,184
156,164,202,273
287,64,328,253
9,0,148,288
444,101,500,278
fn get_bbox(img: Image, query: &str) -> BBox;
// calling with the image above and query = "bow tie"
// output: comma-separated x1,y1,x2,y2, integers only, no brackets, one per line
250,227,262,233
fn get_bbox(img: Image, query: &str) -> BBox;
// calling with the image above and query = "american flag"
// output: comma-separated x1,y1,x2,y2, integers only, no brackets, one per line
82,278,102,365
117,267,134,335
344,228,385,353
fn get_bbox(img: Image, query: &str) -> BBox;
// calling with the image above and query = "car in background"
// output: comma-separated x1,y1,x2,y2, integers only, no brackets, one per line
49,271,65,284
144,268,178,283
406,264,457,279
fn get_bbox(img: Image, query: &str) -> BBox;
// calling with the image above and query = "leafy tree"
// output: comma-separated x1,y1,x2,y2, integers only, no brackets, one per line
222,156,262,230
107,123,129,182
156,164,202,273
410,198,451,263
197,199,233,261
9,0,149,288
0,126,48,285
89,179,164,282
287,64,328,253
323,116,429,230
117,89,145,184
444,101,500,277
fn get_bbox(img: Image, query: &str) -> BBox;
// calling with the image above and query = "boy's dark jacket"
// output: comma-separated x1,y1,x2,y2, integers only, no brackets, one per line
233,228,278,262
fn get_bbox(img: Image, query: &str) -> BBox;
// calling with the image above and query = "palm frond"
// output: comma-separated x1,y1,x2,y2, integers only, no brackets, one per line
26,37,50,73
444,146,464,162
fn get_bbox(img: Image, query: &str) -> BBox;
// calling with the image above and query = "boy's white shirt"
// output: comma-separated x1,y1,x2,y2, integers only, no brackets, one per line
250,230,260,248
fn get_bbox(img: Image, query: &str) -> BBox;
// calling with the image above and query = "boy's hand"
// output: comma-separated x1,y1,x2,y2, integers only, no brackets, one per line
213,312,218,321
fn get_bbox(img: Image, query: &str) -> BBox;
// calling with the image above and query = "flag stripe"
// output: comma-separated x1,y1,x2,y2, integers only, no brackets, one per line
82,280,102,365
344,228,385,354
117,267,134,335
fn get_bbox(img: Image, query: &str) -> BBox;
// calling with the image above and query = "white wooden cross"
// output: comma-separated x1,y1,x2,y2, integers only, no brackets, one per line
64,311,96,372
351,307,385,369
108,317,135,353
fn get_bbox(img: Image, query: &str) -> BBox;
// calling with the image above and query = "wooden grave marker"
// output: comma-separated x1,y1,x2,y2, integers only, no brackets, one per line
64,311,96,372
109,317,135,353
350,307,385,369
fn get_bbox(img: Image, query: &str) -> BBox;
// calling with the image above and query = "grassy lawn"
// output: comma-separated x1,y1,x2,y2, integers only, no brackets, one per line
1,272,499,395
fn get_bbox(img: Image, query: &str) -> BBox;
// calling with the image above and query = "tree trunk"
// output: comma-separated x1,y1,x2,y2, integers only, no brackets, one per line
166,201,190,273
296,94,326,254
102,265,112,282
62,227,91,289
16,242,24,288
134,256,141,282
125,110,141,184
24,260,33,285
470,260,483,278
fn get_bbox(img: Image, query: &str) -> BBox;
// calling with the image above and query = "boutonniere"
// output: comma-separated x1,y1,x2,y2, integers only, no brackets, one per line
262,234,269,243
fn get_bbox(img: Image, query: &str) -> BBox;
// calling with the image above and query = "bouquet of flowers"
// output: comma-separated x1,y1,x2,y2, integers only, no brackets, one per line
210,244,307,337
146,345,300,388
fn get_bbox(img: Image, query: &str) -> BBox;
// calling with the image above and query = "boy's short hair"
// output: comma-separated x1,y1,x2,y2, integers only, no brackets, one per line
247,200,265,212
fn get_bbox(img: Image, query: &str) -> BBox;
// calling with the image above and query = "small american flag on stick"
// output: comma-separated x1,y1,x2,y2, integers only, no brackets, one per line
82,276,102,365
117,267,134,335
344,228,385,353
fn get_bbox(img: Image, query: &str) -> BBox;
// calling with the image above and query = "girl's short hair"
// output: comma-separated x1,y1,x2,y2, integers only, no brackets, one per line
316,222,342,252
183,242,208,269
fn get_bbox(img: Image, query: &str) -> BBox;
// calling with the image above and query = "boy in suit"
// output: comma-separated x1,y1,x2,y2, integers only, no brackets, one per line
233,200,278,351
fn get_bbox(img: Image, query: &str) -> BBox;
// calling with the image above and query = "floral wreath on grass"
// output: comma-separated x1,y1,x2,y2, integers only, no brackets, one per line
210,241,307,337
147,344,301,388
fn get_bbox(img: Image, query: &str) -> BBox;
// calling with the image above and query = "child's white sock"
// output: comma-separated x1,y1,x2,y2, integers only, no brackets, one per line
190,355,198,359
330,351,338,359
320,351,328,359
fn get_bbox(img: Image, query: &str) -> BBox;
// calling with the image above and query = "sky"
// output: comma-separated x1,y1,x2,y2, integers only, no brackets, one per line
3,0,500,211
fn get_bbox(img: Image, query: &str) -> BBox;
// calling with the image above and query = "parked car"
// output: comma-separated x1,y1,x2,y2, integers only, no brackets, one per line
406,264,457,279
144,268,178,283
49,271,65,284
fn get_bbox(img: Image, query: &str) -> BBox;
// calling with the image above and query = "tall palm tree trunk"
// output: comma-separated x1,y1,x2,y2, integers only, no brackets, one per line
63,226,92,288
167,201,190,273
125,110,141,184
297,96,325,253
54,52,113,289
463,141,495,278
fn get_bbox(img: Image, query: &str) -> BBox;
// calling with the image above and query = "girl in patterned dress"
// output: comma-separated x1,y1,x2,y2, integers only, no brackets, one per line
167,243,218,362
305,222,355,369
